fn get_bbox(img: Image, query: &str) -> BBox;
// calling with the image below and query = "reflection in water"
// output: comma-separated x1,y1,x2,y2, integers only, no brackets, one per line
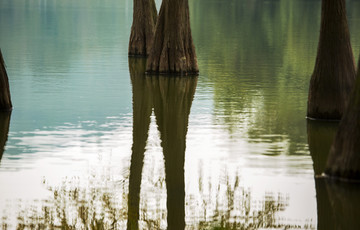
127,57,197,229
314,178,360,230
308,120,360,229
325,180,360,229
152,75,197,230
127,58,152,230
307,120,338,176
307,120,338,230
0,112,11,162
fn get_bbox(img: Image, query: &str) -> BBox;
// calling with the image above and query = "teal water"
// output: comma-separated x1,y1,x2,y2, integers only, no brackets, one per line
0,0,360,229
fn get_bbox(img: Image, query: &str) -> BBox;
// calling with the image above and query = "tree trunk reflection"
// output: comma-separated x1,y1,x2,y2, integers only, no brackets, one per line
128,57,197,229
152,75,197,229
127,58,153,230
0,112,11,163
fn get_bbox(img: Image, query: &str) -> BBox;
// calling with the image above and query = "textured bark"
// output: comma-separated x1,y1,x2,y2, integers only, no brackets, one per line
325,57,360,180
0,49,12,111
146,0,199,75
0,112,11,162
152,76,197,229
128,0,157,56
127,58,152,230
307,0,355,120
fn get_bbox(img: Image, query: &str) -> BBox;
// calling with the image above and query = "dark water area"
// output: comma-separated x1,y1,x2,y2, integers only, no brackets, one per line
1,0,360,229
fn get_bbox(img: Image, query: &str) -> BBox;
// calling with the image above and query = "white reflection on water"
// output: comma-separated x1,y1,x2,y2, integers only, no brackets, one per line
0,107,316,228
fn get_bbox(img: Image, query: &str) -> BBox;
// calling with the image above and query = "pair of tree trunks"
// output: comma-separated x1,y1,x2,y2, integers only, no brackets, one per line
0,49,12,111
307,0,355,120
129,0,199,75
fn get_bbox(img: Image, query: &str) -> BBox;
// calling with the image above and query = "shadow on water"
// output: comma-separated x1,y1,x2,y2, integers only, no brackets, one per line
308,119,360,229
127,57,197,230
0,111,11,163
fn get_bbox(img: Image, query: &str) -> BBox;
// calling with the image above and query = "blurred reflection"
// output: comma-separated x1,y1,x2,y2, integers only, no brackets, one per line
0,112,11,163
307,120,360,229
127,58,152,230
152,75,197,230
314,178,360,230
325,180,360,229
127,57,197,229
307,120,338,176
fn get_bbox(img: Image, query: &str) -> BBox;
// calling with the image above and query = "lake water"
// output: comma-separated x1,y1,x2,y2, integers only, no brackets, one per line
1,0,360,229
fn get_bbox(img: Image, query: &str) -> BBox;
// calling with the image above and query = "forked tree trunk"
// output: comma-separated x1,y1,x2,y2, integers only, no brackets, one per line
325,57,360,180
0,49,12,111
307,0,355,120
128,0,157,56
146,0,199,75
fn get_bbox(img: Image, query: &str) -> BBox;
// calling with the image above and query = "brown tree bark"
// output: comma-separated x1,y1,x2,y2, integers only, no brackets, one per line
0,49,12,111
128,0,157,56
325,56,360,180
307,0,355,120
146,0,199,75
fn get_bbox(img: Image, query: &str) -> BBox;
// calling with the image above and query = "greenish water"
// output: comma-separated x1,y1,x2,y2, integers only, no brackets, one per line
0,0,360,229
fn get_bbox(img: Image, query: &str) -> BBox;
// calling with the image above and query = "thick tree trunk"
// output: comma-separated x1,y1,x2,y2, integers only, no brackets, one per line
325,57,360,180
307,0,355,120
0,112,11,162
127,58,152,230
0,49,12,111
128,0,157,56
146,0,199,75
152,76,197,229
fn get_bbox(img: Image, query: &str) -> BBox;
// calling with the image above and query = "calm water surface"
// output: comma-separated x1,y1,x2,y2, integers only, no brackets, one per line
1,0,360,229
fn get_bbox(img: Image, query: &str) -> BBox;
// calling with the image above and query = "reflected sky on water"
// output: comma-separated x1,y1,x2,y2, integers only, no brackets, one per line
0,0,360,229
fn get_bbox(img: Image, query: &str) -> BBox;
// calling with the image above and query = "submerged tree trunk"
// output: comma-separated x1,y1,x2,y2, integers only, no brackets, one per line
146,0,199,75
127,58,152,230
307,0,355,120
325,57,360,180
0,49,12,111
128,0,157,56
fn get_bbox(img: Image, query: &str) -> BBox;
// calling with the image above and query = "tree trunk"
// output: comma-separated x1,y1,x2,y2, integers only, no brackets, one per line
325,56,360,180
146,0,199,75
307,0,355,120
128,0,157,56
0,49,12,111
152,76,197,229
127,58,153,230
